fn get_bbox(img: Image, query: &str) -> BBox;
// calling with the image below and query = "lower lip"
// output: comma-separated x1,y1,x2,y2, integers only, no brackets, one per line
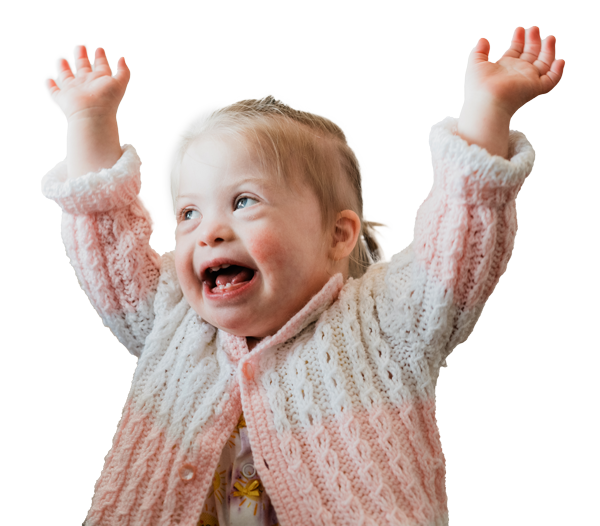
203,271,259,302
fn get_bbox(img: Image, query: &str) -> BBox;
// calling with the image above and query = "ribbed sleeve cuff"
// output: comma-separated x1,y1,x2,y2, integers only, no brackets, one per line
429,117,535,204
41,144,141,214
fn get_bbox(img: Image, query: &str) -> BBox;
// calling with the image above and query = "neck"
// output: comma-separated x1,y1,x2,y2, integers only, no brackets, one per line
246,337,261,351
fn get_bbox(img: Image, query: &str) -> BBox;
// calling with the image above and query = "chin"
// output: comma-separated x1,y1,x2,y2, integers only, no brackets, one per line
203,312,263,338
226,324,272,339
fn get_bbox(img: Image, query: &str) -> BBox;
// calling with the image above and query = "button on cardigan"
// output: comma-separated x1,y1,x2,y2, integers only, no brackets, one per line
42,117,534,526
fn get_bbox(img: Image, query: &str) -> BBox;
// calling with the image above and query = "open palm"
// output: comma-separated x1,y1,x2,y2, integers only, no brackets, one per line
465,27,565,116
47,46,130,121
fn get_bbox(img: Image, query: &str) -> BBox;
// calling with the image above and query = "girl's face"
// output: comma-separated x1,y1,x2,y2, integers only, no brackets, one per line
174,136,335,339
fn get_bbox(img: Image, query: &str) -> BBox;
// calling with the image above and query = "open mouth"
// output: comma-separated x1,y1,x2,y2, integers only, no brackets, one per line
203,264,256,294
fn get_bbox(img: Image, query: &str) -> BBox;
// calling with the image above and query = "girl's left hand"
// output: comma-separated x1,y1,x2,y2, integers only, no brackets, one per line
464,26,565,117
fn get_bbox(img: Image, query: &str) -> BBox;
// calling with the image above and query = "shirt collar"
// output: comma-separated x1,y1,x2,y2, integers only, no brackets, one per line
220,273,344,361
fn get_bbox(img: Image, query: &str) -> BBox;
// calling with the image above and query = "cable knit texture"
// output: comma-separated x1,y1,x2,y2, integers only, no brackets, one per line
42,117,534,526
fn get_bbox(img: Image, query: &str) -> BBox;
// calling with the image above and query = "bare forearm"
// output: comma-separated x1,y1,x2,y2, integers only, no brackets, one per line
67,110,122,179
457,101,511,159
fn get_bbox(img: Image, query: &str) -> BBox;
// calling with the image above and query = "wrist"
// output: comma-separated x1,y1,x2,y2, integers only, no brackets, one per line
462,90,515,116
67,113,122,179
67,108,118,126
458,100,512,159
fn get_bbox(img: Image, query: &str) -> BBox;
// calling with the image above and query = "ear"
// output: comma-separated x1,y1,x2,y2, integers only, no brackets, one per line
329,210,361,261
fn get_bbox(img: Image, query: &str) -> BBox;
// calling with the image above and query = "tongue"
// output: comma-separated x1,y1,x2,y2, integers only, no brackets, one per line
215,266,254,287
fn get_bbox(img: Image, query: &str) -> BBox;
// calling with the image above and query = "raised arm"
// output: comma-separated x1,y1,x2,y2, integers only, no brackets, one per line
43,46,161,357
379,27,564,376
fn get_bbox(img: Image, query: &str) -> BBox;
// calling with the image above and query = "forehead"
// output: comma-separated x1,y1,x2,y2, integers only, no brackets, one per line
182,136,252,175
179,137,259,190
178,134,302,196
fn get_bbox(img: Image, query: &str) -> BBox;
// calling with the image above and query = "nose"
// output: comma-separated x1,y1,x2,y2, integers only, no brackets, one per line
197,215,234,247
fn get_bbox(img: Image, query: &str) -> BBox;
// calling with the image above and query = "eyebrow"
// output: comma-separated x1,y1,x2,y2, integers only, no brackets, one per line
176,175,275,200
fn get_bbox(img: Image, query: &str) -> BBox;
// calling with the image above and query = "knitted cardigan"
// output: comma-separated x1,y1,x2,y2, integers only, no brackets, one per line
42,117,534,526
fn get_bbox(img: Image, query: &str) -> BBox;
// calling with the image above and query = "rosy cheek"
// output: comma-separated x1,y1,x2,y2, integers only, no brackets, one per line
174,246,197,295
248,232,286,266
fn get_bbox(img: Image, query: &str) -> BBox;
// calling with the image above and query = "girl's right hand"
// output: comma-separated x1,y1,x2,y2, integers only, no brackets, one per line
47,46,130,122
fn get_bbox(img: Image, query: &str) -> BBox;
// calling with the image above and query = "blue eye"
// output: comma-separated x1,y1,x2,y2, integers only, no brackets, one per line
235,197,258,210
180,208,196,221
183,209,200,220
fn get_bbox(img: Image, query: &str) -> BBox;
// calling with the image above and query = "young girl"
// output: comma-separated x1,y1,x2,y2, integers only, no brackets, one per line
43,26,563,526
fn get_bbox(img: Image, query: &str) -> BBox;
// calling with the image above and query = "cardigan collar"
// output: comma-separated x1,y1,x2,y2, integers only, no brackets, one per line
220,273,345,361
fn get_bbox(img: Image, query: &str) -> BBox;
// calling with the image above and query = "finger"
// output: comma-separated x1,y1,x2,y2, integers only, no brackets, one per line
46,78,60,97
501,27,525,60
520,26,542,64
93,47,112,75
546,58,565,91
540,58,565,94
469,37,490,65
74,45,93,76
114,57,131,86
533,35,556,75
55,58,74,88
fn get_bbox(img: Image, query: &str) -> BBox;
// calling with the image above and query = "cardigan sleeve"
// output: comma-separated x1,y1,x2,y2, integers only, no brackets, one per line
41,145,162,358
379,117,535,374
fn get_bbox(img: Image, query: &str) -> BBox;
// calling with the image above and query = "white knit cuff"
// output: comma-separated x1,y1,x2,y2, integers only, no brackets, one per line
429,117,535,203
41,144,141,215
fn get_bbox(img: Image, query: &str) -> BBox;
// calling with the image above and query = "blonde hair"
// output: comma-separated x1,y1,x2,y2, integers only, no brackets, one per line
170,96,382,278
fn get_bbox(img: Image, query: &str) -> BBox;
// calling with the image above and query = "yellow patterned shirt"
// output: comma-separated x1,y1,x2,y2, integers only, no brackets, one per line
197,413,279,526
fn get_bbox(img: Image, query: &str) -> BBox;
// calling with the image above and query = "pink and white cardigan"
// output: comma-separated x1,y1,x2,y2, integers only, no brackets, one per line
42,117,534,526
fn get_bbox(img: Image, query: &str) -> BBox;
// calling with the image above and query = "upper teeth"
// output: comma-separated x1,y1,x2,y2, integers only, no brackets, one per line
209,264,230,272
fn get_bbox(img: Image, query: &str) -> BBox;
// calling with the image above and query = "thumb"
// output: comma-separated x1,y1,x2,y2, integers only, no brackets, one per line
469,38,490,65
114,57,131,86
